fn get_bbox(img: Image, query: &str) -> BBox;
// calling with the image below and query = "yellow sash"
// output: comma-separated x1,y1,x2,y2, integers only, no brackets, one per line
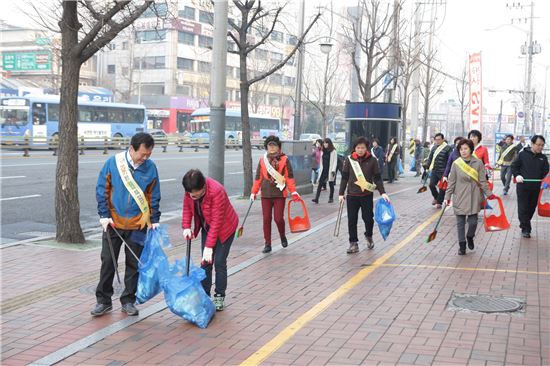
497,144,516,165
453,158,479,183
115,152,151,229
428,142,448,171
387,144,398,162
348,156,376,192
263,153,286,191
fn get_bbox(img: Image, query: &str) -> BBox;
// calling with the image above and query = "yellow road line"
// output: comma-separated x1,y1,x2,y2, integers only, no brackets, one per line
380,263,550,275
240,211,441,366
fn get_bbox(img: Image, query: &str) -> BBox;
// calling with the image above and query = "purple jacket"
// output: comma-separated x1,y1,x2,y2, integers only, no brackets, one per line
443,148,460,178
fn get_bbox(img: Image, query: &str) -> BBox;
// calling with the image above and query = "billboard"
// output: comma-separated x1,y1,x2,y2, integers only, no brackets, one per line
2,51,52,71
468,52,482,131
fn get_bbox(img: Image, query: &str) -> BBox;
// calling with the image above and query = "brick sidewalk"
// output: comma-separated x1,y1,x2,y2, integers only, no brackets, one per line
1,175,549,366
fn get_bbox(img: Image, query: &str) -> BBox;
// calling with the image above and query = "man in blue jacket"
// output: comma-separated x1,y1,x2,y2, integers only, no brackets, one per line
91,132,161,317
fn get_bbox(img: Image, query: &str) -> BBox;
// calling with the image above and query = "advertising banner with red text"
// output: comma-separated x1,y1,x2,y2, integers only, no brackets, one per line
468,52,482,131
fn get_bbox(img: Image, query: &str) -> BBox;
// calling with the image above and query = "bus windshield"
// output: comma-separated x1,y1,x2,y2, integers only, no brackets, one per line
0,106,29,127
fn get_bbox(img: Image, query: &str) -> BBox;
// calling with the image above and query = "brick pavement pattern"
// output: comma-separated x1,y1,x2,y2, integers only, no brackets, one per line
1,174,549,366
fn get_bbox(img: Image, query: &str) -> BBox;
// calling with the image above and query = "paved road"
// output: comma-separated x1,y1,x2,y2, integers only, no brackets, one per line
0,147,262,244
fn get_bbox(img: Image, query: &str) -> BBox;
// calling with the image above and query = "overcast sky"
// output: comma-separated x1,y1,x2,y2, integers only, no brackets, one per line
2,0,549,116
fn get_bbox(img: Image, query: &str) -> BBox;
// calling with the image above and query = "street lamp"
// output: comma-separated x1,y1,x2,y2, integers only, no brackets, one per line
319,39,333,138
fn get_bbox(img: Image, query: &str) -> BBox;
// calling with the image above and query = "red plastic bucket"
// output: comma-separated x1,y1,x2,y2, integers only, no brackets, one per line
537,188,550,217
288,198,311,233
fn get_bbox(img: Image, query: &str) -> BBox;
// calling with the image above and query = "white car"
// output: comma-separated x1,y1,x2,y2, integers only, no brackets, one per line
299,133,322,142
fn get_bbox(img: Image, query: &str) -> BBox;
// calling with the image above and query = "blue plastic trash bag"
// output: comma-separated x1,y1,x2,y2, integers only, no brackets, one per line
374,199,396,241
162,258,215,329
136,226,171,304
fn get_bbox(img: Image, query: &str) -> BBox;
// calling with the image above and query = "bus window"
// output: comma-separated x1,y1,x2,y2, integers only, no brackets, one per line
32,103,46,125
92,107,108,122
47,104,60,121
78,106,93,122
108,108,124,123
0,107,28,126
125,109,144,124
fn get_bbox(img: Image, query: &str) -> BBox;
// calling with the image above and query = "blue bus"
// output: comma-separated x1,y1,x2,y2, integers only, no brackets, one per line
190,108,281,140
0,95,146,144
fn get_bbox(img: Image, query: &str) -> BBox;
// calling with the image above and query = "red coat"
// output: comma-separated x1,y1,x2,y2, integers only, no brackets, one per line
182,178,238,248
473,145,490,167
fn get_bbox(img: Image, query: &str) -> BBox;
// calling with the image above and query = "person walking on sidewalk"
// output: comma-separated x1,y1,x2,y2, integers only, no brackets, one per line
181,169,238,311
511,135,549,238
444,139,495,255
310,139,322,184
497,134,520,195
414,139,423,177
312,138,338,204
92,132,161,317
443,136,465,181
426,133,452,208
386,136,400,183
251,136,301,253
371,138,385,177
339,137,390,254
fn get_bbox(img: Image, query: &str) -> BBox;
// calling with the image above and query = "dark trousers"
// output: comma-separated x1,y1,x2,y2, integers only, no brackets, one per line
517,187,539,233
201,231,234,297
346,194,374,243
96,229,143,305
261,197,286,245
456,214,478,242
315,172,335,201
429,171,445,204
500,165,512,193
388,159,397,182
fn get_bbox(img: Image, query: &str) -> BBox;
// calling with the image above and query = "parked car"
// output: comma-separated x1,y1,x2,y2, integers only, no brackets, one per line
148,129,168,143
299,133,322,142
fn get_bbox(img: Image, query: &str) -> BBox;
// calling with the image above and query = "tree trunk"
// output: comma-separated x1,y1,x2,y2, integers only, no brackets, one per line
240,82,253,197
56,1,85,243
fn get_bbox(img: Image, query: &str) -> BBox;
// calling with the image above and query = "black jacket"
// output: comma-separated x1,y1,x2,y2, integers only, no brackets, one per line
339,153,385,196
511,147,549,190
427,143,453,175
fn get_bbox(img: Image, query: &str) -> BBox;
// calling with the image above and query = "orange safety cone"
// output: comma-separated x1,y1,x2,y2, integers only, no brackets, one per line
288,198,311,233
483,196,510,232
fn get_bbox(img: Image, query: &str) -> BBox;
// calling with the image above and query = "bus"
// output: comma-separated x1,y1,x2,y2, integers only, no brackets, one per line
190,108,281,140
0,95,146,145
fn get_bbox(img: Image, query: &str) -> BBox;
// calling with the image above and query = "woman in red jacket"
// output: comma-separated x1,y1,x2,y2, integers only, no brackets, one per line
182,169,238,311
468,129,490,168
251,136,300,253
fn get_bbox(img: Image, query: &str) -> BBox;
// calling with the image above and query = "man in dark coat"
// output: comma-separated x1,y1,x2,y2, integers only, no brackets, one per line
426,133,452,208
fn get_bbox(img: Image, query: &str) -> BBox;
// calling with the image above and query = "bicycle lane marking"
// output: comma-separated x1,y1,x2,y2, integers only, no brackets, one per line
239,209,441,366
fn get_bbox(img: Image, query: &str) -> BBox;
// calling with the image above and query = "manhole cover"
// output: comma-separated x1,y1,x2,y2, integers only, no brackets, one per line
451,293,524,313
79,282,124,297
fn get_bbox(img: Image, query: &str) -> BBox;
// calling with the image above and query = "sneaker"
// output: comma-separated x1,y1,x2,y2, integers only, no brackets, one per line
90,303,112,317
213,294,225,311
311,198,319,204
262,244,272,253
346,242,359,254
121,303,139,316
365,235,374,249
281,237,288,248
521,231,531,238
458,241,466,255
467,236,474,250
328,198,334,203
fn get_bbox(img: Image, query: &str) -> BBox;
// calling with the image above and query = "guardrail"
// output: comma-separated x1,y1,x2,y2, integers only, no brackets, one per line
0,135,266,157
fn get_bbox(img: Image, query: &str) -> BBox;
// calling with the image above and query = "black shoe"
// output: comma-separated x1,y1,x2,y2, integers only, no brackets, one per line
467,236,475,250
281,237,288,248
365,233,374,249
262,244,272,253
90,303,112,317
328,198,334,203
312,198,319,204
521,231,531,238
346,242,359,254
458,241,466,255
121,303,139,316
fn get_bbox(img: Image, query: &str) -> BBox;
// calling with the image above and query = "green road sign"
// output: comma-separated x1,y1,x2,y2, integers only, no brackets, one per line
2,51,52,71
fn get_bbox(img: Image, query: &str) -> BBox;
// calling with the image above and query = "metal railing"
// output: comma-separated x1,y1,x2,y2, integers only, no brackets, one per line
0,135,266,157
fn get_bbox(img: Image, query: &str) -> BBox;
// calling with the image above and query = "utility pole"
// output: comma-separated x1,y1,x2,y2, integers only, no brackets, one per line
348,1,362,103
208,0,228,183
293,0,305,140
385,0,401,105
421,1,436,143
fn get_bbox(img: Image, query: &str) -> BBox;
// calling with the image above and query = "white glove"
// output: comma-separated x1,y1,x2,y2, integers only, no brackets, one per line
182,228,193,240
339,195,345,203
381,193,391,203
442,176,448,182
99,218,114,232
250,193,256,201
151,223,160,230
516,175,524,183
202,247,213,264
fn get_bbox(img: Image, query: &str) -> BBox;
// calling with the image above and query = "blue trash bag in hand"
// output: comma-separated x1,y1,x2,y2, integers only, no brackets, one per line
374,199,396,241
136,226,170,304
161,257,215,329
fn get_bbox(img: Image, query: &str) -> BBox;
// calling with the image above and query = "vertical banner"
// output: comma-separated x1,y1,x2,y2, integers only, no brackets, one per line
468,52,482,131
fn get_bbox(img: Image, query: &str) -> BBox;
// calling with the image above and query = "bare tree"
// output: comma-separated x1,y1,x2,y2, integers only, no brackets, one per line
25,1,155,243
419,47,444,143
228,0,320,197
347,0,398,102
455,60,469,137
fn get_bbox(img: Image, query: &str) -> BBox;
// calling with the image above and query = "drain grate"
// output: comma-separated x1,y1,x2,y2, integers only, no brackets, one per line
450,293,524,313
